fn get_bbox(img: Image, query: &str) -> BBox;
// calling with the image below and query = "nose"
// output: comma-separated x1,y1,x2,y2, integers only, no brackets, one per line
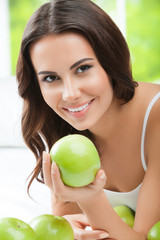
62,78,81,101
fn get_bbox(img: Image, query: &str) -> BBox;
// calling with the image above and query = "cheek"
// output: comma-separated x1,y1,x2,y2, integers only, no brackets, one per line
40,86,59,109
90,71,113,96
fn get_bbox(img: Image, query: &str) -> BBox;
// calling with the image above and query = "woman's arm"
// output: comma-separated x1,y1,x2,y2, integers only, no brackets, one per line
134,99,160,235
78,189,146,240
43,100,160,239
50,155,160,240
50,190,82,216
77,101,160,240
43,151,109,239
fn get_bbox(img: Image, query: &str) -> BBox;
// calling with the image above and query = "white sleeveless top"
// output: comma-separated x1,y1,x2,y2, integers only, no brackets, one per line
103,92,160,211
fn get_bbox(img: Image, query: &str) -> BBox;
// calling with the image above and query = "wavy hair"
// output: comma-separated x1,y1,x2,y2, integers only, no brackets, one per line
16,0,137,193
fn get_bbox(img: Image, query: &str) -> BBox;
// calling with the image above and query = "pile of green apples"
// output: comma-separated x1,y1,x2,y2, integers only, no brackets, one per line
0,214,74,240
1,134,159,239
1,209,159,240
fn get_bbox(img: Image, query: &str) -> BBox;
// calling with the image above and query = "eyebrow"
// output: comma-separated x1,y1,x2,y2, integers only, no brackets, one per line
38,70,57,75
37,57,94,75
70,58,94,70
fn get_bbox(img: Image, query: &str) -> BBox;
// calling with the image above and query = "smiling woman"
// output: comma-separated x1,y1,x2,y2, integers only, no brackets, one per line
30,33,114,130
16,0,160,239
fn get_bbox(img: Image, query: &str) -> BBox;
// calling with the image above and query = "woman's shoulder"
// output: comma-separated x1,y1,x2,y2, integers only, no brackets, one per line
133,81,160,108
138,82,160,164
123,81,160,112
137,81,160,95
122,81,160,133
138,81,160,107
135,81,160,126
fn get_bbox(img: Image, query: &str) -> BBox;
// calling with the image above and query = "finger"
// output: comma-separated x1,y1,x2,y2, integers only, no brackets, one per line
51,162,65,195
75,228,109,240
42,151,52,188
93,169,107,188
51,163,81,202
84,228,109,239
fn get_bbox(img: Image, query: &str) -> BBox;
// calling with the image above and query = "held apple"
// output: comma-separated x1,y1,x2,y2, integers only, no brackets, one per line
30,214,74,240
114,205,135,228
147,221,160,240
0,217,37,240
50,134,101,187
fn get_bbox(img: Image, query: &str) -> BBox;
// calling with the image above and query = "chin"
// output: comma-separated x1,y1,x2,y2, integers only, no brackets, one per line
70,121,94,132
71,124,88,132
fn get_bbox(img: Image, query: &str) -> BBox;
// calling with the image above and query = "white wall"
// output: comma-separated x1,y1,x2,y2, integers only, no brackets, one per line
0,0,11,78
116,0,126,37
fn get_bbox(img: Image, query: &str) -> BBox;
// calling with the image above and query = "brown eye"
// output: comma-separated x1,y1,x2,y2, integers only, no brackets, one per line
43,75,60,82
76,65,92,73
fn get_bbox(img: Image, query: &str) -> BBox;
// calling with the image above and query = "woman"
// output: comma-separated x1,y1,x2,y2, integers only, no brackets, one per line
16,0,160,239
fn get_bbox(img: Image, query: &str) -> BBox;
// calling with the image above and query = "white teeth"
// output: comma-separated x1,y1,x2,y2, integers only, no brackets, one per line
67,101,91,112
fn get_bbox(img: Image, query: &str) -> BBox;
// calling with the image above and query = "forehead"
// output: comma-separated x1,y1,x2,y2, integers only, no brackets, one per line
30,32,96,62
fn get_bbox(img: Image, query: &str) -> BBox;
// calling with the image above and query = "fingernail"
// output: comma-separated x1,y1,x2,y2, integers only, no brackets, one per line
99,171,105,180
51,161,57,174
43,151,48,163
99,232,109,238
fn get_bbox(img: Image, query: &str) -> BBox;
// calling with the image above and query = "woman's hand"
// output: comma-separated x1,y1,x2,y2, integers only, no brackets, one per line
42,151,106,203
63,213,109,240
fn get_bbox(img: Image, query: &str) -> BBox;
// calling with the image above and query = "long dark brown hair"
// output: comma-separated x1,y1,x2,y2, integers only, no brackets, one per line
16,0,137,193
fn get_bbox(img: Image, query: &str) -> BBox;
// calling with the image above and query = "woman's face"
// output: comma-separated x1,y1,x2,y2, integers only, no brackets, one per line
30,32,114,131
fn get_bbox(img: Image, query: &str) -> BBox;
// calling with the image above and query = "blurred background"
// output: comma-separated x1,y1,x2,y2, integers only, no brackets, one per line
0,0,160,82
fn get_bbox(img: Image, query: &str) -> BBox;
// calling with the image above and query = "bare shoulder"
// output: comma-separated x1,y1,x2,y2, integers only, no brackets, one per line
133,83,160,234
135,81,160,112
140,82,160,166
137,81,160,98
141,81,160,127
135,81,160,165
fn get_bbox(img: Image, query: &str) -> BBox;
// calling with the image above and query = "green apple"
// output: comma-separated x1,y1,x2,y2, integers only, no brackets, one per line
50,134,101,187
0,217,37,240
114,205,135,228
147,221,160,240
30,214,74,240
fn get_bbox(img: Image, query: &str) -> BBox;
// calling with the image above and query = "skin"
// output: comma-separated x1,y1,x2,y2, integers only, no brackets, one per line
30,33,114,132
30,32,160,240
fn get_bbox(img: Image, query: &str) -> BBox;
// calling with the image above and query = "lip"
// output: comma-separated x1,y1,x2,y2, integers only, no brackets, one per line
63,99,93,110
63,99,95,118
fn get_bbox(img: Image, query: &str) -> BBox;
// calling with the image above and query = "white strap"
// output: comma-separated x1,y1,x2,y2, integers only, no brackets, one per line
141,92,160,171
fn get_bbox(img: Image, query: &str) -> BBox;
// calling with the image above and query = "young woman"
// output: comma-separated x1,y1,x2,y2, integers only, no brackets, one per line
16,0,160,239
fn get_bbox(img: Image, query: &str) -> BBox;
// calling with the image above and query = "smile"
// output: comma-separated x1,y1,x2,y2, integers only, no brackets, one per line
64,100,92,112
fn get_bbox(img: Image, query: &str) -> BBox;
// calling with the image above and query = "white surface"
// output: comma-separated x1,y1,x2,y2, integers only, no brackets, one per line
0,76,51,223
0,147,51,223
0,76,25,147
